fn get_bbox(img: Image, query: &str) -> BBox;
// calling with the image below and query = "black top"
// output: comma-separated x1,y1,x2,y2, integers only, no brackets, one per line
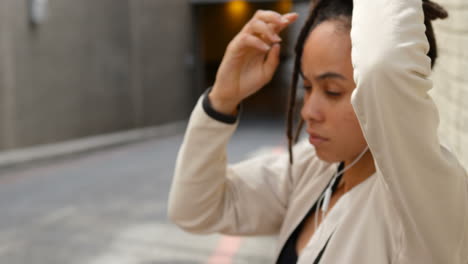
276,162,344,264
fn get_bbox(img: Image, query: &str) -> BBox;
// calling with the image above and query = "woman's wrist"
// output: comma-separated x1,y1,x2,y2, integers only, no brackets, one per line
208,90,240,116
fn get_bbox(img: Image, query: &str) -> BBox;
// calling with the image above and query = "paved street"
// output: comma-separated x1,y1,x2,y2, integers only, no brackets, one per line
0,118,288,264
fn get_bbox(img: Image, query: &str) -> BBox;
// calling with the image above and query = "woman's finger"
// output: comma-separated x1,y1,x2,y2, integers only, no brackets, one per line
248,19,281,43
263,43,281,78
275,13,299,33
253,10,285,26
254,10,299,32
237,33,271,53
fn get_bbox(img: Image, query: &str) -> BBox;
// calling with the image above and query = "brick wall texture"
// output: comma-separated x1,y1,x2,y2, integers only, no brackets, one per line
430,0,468,169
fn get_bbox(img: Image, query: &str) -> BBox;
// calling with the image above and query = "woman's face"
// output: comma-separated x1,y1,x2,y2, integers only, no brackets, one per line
300,20,367,163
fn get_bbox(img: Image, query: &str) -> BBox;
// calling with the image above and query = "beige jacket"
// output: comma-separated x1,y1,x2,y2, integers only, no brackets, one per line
168,0,468,263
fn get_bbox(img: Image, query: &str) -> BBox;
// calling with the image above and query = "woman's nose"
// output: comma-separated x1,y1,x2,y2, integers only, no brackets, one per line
301,92,325,123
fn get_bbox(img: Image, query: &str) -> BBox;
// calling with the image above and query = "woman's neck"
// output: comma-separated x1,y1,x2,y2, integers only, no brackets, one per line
341,150,376,193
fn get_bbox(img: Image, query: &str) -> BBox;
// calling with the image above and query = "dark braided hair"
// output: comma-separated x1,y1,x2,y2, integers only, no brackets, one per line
286,0,448,164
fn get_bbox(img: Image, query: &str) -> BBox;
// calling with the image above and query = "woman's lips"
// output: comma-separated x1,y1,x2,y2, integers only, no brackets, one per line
308,132,329,146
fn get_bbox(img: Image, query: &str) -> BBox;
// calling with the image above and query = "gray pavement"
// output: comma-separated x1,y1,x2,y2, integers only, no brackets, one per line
0,118,288,264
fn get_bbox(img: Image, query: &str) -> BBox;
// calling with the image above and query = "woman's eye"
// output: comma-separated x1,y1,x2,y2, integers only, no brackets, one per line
326,91,341,97
303,85,312,92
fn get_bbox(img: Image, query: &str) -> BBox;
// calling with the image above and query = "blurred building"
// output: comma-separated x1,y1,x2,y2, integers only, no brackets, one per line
0,0,466,171
0,0,308,151
431,0,468,168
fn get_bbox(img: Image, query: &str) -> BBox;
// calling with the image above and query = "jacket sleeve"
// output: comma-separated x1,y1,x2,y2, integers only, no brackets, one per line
350,0,468,262
168,95,309,236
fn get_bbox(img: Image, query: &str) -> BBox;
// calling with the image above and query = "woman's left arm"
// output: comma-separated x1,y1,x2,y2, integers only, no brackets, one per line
351,0,468,261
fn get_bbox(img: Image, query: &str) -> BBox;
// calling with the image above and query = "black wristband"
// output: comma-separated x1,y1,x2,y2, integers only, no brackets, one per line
202,87,240,124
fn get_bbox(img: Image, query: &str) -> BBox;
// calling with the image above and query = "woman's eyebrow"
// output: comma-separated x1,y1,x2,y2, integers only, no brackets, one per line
299,70,347,82
316,72,347,81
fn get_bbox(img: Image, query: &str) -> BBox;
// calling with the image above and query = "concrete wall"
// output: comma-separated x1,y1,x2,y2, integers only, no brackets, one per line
130,0,194,126
430,0,468,168
13,0,134,148
0,0,16,150
0,0,193,151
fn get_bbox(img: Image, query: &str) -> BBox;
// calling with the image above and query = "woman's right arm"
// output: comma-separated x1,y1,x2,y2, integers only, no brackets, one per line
167,11,300,235
168,92,314,235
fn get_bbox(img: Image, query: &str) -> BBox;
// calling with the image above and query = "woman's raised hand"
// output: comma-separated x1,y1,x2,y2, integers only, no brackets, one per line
209,10,299,115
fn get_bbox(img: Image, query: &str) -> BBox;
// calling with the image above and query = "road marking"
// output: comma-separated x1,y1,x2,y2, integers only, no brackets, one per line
206,235,243,264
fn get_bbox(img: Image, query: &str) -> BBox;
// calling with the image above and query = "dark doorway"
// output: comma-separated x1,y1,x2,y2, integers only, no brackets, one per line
190,0,307,117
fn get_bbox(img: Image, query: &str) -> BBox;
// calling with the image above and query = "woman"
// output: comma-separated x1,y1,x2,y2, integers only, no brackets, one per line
168,0,468,263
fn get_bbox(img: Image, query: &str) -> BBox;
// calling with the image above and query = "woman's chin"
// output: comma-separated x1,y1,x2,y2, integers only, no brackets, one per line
314,148,341,163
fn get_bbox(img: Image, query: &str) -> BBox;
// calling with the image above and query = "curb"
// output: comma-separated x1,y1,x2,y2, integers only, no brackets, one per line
0,121,187,170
